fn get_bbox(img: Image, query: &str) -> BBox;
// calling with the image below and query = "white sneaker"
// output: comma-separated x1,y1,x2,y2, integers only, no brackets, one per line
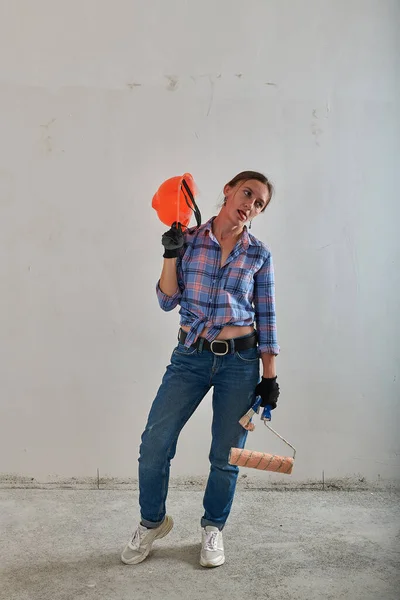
121,515,174,565
200,526,225,567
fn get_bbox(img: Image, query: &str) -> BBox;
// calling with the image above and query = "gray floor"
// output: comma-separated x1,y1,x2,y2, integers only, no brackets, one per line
1,489,399,600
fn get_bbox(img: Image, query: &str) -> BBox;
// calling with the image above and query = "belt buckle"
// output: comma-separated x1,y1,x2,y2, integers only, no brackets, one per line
210,340,229,356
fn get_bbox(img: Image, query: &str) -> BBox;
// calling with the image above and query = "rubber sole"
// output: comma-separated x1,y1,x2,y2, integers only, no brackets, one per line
200,555,225,568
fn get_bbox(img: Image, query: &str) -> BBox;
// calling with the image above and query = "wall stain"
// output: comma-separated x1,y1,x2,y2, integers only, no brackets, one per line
165,75,179,91
317,243,333,251
40,118,56,154
41,118,56,128
311,105,330,146
206,76,215,117
311,108,322,146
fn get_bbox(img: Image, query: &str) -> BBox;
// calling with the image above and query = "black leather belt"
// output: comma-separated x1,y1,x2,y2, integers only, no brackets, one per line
178,328,257,356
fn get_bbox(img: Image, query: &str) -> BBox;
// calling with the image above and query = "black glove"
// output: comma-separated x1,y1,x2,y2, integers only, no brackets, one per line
255,376,280,410
161,222,184,258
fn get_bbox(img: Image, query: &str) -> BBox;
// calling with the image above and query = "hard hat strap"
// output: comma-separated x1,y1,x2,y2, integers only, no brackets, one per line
181,178,202,228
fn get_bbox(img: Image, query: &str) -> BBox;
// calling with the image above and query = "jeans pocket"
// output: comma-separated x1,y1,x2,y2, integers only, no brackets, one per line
235,347,260,362
173,342,198,356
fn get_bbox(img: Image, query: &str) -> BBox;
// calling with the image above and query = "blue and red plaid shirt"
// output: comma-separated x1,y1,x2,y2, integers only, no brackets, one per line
156,217,280,354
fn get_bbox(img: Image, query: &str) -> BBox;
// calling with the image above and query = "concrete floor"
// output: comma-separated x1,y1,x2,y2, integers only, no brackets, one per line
1,489,399,600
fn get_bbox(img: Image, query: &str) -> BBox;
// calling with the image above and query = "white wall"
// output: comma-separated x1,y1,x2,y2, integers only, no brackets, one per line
0,0,399,484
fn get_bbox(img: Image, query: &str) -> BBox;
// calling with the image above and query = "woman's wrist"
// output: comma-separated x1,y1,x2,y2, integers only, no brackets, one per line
261,352,276,378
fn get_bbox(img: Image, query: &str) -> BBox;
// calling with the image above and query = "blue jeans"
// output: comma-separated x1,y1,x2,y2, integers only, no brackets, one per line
138,335,260,530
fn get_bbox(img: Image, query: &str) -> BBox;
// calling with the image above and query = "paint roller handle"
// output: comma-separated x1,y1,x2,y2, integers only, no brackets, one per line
262,405,272,422
252,396,271,421
239,397,272,430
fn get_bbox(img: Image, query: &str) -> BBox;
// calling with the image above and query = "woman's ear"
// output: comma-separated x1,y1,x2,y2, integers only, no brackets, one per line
223,184,231,197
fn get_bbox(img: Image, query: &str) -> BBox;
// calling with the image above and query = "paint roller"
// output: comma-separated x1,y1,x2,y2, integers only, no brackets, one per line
229,397,296,474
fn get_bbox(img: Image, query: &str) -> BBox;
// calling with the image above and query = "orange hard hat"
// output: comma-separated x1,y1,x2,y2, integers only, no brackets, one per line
152,173,200,228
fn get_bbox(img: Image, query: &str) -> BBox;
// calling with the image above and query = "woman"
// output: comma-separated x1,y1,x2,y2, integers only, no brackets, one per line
121,171,280,568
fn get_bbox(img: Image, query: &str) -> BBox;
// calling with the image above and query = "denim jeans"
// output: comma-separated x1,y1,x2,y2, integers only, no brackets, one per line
138,334,260,530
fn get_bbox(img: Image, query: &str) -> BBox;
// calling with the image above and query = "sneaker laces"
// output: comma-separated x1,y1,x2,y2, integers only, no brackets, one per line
204,530,219,551
129,525,147,550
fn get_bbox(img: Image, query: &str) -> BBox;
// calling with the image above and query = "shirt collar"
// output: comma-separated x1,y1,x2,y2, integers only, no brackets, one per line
204,217,253,249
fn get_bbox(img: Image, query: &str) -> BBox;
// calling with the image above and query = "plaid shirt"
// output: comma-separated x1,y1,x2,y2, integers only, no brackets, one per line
156,217,280,354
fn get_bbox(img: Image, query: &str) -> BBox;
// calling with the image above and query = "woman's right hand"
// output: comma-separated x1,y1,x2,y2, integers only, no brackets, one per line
162,222,184,258
255,377,280,410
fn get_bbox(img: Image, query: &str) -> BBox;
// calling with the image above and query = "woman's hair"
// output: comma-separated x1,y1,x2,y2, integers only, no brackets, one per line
225,171,274,210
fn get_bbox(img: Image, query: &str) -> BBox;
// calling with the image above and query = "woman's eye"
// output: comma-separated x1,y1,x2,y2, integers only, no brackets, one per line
244,190,251,198
256,201,263,209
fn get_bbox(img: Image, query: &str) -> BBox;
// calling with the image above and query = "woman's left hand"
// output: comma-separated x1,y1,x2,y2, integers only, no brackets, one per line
255,377,280,409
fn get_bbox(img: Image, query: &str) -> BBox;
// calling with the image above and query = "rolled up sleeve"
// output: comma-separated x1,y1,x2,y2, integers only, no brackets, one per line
253,252,280,355
156,281,182,311
155,252,185,311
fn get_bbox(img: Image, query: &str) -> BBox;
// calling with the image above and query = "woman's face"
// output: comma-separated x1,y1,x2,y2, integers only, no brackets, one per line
223,179,270,226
